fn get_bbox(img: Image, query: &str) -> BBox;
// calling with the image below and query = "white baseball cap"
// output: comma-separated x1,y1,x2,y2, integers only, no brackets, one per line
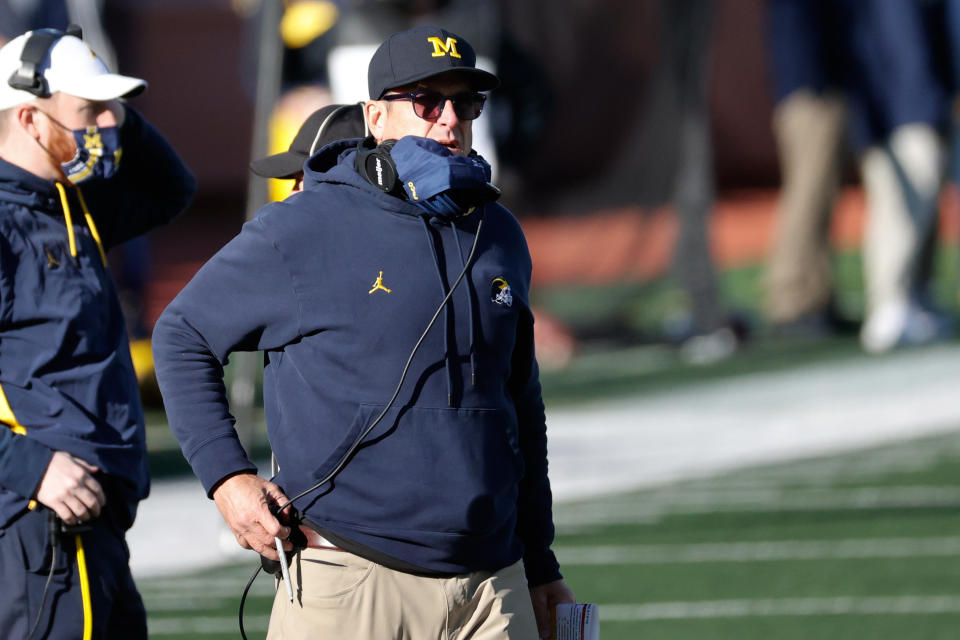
0,31,146,110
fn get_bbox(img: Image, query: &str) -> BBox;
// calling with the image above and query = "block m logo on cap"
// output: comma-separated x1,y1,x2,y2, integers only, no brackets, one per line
427,36,461,59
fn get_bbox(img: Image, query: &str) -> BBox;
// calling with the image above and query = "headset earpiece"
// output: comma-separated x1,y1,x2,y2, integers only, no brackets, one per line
7,25,84,98
355,137,400,194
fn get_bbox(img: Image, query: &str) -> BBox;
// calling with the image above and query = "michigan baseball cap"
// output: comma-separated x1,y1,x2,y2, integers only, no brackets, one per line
250,103,368,179
367,25,499,100
0,30,146,110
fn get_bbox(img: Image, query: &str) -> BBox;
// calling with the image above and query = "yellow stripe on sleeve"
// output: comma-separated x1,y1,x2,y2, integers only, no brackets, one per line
0,381,26,435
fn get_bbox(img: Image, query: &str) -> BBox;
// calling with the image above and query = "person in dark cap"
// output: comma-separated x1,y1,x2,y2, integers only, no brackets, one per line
250,102,367,193
153,24,573,639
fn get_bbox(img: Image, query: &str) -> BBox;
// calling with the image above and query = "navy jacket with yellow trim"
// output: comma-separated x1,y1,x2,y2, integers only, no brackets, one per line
0,107,196,529
152,139,562,586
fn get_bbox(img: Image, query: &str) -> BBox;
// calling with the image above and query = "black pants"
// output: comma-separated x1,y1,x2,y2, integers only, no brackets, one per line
0,506,146,640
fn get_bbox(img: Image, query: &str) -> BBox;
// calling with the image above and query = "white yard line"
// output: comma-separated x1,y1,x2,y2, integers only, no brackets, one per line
144,597,960,634
555,536,960,565
599,596,960,621
128,476,248,577
553,485,960,527
147,616,268,636
546,345,960,501
130,344,960,578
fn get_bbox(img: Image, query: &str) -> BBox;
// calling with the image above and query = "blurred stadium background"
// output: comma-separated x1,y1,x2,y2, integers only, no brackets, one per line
6,0,960,638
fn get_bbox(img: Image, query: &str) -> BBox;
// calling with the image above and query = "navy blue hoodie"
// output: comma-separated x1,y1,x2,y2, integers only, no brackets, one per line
152,139,561,585
0,107,196,529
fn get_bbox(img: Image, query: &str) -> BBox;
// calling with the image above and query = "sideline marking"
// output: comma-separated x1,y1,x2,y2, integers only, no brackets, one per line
555,536,960,565
600,595,960,620
148,615,268,635
554,485,960,528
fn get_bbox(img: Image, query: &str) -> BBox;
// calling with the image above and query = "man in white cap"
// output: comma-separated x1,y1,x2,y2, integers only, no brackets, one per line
0,25,195,639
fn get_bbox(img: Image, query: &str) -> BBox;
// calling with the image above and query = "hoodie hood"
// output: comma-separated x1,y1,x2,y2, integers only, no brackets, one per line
303,138,366,191
304,137,360,177
0,155,109,265
0,155,60,212
302,137,434,221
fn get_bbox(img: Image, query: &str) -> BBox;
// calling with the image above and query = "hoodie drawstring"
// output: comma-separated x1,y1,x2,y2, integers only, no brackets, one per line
53,182,77,259
417,212,484,407
419,215,455,406
449,222,478,386
53,182,108,266
74,188,109,266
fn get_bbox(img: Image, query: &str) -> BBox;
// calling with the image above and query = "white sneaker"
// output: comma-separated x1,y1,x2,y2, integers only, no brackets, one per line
860,300,909,354
680,326,738,365
861,300,951,353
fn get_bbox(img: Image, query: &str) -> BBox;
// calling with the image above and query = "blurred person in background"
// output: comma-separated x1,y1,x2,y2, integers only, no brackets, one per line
657,0,748,364
153,25,574,639
763,0,854,339
841,0,955,353
0,25,195,638
235,0,346,202
249,101,367,194
764,0,956,352
1,0,114,62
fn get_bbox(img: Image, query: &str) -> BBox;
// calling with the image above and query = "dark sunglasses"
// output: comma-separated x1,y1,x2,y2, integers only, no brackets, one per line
381,90,487,121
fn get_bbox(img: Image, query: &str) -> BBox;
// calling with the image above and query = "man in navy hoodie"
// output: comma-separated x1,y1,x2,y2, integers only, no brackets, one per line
0,26,195,639
153,24,574,640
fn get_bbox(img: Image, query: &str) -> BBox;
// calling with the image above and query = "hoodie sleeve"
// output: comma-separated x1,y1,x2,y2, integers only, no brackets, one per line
0,234,56,500
497,207,561,586
0,426,54,501
509,305,562,588
79,105,197,249
152,214,301,495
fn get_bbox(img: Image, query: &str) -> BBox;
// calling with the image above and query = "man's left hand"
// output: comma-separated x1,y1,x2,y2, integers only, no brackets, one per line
529,579,576,639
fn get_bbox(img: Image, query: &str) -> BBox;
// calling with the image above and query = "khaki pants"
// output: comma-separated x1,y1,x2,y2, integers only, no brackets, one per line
266,549,539,640
765,89,846,323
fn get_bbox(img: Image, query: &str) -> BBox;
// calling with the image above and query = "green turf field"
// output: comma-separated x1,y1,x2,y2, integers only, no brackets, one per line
135,246,960,637
138,428,960,639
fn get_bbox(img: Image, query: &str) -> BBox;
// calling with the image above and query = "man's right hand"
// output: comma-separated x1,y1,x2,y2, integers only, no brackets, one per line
35,451,106,525
212,473,293,561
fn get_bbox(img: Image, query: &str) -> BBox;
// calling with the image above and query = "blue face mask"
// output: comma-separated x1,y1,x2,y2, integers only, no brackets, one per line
61,125,123,184
389,137,500,219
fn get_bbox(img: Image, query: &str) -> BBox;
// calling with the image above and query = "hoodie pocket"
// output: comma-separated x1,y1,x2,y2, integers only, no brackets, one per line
313,403,524,535
14,508,71,575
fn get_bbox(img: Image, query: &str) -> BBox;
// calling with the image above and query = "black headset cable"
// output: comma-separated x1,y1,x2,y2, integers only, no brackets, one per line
26,511,61,640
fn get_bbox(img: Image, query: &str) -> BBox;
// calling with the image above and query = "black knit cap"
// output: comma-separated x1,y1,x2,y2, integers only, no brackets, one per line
367,25,499,99
250,103,367,179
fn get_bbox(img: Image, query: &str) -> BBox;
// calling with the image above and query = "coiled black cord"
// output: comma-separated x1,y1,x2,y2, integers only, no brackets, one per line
26,511,61,640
